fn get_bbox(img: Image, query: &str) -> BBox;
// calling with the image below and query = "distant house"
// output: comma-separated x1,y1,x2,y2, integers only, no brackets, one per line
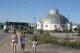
3,22,29,30
0,23,4,29
77,24,80,31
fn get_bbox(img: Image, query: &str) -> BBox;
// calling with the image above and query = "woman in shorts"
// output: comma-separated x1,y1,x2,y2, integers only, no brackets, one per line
11,32,18,53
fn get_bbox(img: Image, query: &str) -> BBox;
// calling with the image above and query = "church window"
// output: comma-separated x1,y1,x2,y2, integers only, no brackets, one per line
37,24,39,26
45,25,48,27
54,25,57,27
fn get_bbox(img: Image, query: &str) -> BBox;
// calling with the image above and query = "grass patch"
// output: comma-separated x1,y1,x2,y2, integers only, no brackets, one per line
52,39,80,49
35,34,53,44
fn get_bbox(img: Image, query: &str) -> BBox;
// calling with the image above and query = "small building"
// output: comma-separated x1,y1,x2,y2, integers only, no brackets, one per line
0,23,4,29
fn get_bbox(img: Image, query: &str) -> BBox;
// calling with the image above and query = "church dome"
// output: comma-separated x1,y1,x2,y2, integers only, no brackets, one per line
41,9,69,24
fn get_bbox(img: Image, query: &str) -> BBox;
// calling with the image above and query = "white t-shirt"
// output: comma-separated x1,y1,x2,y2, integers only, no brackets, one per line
20,35,26,44
32,41,37,47
11,35,17,43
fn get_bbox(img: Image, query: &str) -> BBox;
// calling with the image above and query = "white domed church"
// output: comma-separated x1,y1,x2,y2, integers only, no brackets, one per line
37,9,72,31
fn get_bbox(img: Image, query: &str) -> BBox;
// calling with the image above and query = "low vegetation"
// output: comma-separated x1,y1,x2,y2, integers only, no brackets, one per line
35,34,53,44
53,39,80,49
35,34,80,49
19,27,34,34
20,29,80,49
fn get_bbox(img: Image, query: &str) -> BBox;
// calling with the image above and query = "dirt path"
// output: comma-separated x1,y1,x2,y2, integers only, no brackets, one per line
0,32,80,53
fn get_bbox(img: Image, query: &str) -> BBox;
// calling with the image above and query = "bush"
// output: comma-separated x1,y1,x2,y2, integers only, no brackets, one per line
19,28,34,34
37,29,43,34
52,39,80,49
36,34,53,44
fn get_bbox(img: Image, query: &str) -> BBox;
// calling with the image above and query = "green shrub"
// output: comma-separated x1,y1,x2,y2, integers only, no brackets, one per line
53,39,58,45
36,34,53,44
37,29,43,34
19,28,34,34
52,39,80,49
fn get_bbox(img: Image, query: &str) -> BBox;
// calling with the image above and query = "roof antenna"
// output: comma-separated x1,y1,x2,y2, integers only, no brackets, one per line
67,14,70,23
7,20,8,22
53,0,56,10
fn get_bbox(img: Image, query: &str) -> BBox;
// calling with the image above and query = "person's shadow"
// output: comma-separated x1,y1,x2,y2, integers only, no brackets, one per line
16,51,57,53
23,51,58,53
23,51,42,53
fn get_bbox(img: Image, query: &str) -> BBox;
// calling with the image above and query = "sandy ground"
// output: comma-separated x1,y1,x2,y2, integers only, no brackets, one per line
0,31,80,53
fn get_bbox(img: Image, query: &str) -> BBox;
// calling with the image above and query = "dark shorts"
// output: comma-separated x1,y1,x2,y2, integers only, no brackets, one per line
21,44,25,49
12,42,16,43
12,41,17,43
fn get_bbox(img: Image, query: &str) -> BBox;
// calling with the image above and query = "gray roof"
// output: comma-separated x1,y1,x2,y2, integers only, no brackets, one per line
41,13,69,24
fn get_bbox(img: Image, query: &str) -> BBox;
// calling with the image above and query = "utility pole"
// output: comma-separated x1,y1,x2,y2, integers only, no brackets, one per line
31,17,37,53
34,17,37,35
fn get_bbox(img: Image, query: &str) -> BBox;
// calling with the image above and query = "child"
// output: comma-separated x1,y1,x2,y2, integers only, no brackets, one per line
32,36,37,53
20,32,26,52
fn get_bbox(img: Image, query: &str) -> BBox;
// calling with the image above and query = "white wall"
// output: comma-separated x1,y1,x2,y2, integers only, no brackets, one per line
43,24,59,30
3,25,7,29
37,21,68,31
37,21,42,29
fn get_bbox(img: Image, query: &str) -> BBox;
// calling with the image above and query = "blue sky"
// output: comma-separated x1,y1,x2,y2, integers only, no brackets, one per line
0,0,80,24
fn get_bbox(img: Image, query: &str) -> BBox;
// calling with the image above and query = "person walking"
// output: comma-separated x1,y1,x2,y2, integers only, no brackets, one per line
20,32,26,52
32,35,37,53
11,32,18,53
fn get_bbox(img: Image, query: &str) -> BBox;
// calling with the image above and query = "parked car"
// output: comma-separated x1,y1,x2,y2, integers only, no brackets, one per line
4,28,9,33
73,31,80,36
